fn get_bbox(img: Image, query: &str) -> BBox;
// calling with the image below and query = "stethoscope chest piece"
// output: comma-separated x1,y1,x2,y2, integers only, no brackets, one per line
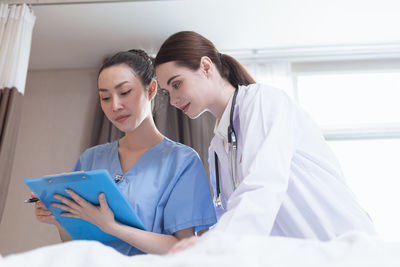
215,193,223,208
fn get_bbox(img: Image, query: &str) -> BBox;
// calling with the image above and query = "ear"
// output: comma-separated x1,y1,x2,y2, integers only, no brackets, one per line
199,56,213,77
148,79,157,100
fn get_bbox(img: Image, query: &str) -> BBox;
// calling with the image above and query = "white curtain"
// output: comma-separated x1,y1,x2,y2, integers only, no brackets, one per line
244,61,295,99
0,4,36,94
0,3,35,223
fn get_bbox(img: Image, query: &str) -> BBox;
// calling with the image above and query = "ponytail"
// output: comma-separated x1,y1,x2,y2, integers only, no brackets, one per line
155,31,255,89
219,53,255,88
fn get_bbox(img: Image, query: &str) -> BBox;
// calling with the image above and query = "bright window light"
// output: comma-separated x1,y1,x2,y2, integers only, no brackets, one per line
328,139,400,241
297,72,400,128
296,69,400,241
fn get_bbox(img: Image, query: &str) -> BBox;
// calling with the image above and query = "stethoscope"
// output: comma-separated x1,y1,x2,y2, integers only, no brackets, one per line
214,88,239,208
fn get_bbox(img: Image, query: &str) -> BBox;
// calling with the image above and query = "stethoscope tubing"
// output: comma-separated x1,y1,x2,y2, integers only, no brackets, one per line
214,88,239,207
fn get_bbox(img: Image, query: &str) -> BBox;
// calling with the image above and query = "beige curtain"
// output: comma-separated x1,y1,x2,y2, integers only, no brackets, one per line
0,4,35,222
0,87,22,222
153,92,215,174
90,101,124,146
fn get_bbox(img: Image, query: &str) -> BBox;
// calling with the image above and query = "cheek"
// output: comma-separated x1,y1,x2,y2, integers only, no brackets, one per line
100,101,112,116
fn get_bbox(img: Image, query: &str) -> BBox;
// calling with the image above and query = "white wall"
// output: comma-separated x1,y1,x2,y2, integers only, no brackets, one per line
0,68,98,255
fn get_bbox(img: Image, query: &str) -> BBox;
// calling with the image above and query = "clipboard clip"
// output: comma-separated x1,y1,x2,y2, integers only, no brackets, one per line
114,175,124,183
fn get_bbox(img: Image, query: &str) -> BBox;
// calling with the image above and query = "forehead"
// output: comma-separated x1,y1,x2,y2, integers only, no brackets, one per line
98,64,137,87
155,62,186,87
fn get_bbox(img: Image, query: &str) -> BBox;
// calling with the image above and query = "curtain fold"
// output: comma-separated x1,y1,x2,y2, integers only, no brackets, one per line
0,87,22,223
90,101,124,147
153,92,215,174
0,4,35,222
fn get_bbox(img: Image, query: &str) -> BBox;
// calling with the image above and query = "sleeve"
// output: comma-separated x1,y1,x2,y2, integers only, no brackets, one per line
71,148,91,172
213,85,299,235
163,151,217,235
71,156,83,172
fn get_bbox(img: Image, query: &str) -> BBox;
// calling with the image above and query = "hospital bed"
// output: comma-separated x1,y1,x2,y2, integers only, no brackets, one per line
1,231,399,267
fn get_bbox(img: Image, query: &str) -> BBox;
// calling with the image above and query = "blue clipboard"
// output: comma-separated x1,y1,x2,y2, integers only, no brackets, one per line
23,169,145,242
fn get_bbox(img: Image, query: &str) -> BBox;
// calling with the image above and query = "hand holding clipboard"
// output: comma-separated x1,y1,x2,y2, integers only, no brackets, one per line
24,169,145,242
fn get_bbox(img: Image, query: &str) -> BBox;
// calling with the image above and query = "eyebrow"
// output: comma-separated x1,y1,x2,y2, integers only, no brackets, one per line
167,75,180,86
98,81,129,92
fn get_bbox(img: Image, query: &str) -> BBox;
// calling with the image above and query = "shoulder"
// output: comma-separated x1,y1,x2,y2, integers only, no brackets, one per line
160,138,200,160
238,83,297,116
79,141,117,160
238,83,291,105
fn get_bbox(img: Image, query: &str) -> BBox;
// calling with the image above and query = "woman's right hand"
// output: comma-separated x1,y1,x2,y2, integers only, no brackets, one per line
168,236,199,254
32,192,57,225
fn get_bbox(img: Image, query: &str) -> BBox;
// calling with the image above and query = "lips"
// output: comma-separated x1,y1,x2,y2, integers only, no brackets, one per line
180,103,190,113
115,115,130,123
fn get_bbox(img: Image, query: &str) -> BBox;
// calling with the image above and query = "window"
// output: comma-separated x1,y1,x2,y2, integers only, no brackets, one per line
293,59,400,241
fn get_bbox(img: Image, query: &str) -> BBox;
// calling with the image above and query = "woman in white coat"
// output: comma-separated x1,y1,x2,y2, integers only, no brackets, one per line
154,31,376,250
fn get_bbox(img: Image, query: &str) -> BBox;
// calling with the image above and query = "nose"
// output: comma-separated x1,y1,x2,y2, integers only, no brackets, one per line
169,93,179,107
112,96,123,112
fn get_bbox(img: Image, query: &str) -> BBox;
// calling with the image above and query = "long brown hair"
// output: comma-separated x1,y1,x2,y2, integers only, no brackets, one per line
154,31,255,88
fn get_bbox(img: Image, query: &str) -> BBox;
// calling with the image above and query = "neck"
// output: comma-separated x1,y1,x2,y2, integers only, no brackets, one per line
120,116,163,150
208,77,236,121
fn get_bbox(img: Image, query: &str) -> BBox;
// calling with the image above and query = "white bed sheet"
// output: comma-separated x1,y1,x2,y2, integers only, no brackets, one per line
1,231,399,267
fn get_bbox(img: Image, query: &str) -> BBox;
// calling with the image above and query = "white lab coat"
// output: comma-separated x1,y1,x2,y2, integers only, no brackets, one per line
209,83,376,240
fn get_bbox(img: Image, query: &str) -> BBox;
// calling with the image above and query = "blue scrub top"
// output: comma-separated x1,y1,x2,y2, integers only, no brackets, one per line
72,137,216,255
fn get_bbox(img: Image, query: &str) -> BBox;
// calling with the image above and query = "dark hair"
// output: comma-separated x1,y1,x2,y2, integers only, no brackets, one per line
99,49,155,87
154,31,255,88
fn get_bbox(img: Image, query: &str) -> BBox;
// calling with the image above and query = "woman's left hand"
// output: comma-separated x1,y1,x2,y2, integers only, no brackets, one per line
52,189,116,233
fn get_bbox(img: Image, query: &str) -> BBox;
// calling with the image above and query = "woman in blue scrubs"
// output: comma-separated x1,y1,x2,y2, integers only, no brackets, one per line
33,49,216,255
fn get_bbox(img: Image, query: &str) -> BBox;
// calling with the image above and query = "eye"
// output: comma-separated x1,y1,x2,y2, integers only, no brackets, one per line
121,89,132,96
100,95,110,101
172,81,181,90
161,89,169,96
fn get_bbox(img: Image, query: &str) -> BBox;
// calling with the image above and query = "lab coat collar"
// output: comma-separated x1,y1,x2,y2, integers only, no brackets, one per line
214,94,233,142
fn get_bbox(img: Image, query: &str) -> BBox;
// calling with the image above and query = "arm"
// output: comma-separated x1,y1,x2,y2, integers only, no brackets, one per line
106,223,194,254
55,222,72,242
213,85,299,234
52,190,193,254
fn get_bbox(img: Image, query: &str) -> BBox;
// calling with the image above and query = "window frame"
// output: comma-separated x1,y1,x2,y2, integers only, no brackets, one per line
291,58,400,141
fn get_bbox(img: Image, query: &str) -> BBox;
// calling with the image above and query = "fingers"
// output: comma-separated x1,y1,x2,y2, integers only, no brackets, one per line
52,202,76,214
35,200,46,209
98,193,109,210
168,236,199,254
52,192,82,216
30,192,37,198
34,201,57,224
59,212,80,219
64,189,89,208
35,205,52,216
53,191,81,210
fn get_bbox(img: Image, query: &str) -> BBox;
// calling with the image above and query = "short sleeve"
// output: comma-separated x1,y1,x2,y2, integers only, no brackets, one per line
163,152,217,235
72,157,83,172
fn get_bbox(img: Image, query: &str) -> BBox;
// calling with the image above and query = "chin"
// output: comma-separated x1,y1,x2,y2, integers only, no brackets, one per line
188,109,206,119
114,125,128,133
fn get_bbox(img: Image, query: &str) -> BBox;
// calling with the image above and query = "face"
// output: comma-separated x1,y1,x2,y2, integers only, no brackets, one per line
156,61,211,119
98,64,153,133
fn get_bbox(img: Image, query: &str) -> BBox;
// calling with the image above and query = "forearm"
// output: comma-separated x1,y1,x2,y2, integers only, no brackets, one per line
55,223,72,242
106,222,179,254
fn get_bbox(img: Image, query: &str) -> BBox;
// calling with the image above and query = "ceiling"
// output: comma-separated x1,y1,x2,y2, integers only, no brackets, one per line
27,0,400,70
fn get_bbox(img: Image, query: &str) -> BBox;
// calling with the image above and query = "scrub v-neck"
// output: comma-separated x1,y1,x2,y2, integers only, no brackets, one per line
114,138,165,176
